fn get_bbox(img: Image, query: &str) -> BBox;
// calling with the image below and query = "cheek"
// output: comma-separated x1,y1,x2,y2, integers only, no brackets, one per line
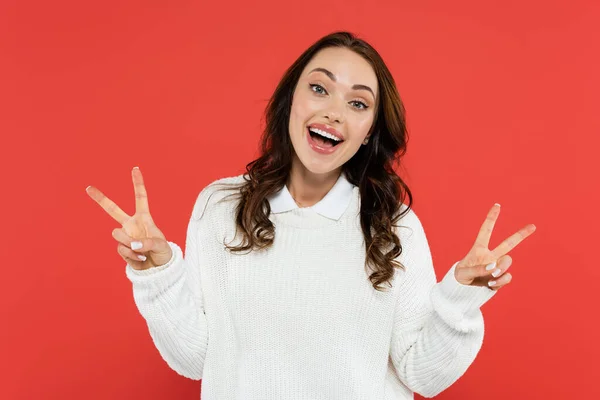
349,117,375,141
291,91,319,120
289,93,310,141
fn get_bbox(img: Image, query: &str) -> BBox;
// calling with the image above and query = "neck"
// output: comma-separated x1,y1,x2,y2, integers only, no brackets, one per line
287,155,341,208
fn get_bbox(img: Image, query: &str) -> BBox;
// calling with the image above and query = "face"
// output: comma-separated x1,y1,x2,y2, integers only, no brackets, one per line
288,46,378,177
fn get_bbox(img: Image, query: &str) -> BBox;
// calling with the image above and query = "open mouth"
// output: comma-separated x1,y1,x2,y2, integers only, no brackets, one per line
307,127,343,148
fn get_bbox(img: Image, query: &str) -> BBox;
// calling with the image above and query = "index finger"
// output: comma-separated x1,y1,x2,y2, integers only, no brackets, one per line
132,167,150,214
491,224,537,258
474,204,501,248
86,186,130,225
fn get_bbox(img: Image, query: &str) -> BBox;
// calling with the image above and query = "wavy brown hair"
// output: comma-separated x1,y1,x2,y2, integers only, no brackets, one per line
217,31,413,292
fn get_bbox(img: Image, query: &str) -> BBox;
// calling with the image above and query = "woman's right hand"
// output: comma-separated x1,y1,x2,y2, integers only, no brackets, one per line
86,166,173,271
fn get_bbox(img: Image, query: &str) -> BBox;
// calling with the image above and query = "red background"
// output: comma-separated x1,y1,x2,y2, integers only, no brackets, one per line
1,0,598,398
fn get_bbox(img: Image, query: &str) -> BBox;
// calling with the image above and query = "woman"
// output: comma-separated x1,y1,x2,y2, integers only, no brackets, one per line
86,31,536,399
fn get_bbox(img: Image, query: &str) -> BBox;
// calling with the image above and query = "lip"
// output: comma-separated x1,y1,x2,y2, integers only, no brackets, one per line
307,123,345,141
306,126,342,155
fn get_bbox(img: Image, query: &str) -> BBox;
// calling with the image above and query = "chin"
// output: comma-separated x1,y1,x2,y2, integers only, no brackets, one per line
295,152,343,175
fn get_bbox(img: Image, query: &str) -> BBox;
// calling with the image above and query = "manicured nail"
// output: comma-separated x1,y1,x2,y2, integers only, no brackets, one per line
131,241,142,250
137,255,146,261
133,166,139,170
495,203,501,207
485,262,496,271
492,268,502,278
488,280,497,286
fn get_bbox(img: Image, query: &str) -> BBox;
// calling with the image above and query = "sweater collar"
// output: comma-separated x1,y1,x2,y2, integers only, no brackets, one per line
267,171,355,221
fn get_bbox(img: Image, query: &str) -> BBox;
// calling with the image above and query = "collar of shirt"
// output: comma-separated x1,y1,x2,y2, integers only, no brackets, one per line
266,171,355,221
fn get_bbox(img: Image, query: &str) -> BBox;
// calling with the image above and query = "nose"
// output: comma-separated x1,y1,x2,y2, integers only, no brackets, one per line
325,112,343,124
324,98,345,124
325,96,346,123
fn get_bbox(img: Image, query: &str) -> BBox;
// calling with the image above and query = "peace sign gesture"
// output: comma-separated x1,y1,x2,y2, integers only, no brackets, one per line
454,204,537,290
86,167,172,270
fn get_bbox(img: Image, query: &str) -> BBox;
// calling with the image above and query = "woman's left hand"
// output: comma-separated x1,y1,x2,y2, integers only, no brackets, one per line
454,203,536,291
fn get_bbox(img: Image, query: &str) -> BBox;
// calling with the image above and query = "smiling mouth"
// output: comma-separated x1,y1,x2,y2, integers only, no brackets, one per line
307,127,344,147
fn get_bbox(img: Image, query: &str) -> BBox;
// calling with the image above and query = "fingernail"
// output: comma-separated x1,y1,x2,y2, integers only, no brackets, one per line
495,203,501,207
488,280,497,286
485,262,496,271
137,255,146,261
492,268,502,277
133,166,139,170
131,241,142,250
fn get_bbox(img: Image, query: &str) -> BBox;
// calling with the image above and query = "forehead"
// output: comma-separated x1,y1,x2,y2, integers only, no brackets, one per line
303,47,378,95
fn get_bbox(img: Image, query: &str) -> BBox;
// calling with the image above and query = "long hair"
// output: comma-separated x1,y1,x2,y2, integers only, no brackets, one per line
219,31,413,292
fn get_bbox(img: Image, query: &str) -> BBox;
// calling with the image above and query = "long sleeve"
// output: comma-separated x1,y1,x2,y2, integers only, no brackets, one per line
124,190,211,381
390,209,498,398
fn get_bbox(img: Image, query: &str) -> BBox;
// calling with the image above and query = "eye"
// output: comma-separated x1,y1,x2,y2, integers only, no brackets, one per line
309,83,327,95
351,101,369,110
309,84,370,111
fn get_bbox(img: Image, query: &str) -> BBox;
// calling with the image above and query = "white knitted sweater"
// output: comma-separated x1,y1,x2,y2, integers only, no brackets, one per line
125,174,497,399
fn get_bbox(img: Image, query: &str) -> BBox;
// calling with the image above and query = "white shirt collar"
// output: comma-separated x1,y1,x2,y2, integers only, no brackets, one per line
267,171,355,221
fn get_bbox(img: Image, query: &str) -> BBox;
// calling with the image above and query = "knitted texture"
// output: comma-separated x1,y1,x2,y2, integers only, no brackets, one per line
125,174,497,399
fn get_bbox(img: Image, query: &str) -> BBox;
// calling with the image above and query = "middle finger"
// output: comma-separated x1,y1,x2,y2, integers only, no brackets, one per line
491,224,536,258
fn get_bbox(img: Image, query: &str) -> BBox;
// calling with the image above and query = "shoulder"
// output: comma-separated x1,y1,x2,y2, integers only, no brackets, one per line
191,173,247,221
393,203,427,241
391,204,437,285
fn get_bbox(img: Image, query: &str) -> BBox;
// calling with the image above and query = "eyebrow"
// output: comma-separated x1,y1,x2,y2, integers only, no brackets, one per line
308,67,376,100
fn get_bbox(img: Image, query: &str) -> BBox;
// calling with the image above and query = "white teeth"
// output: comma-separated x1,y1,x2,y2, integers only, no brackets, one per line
308,127,342,142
